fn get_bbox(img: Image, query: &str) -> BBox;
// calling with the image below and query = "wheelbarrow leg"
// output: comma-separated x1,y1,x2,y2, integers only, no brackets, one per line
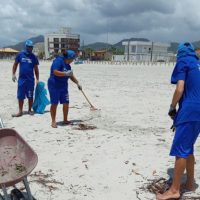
1,185,10,200
23,176,33,200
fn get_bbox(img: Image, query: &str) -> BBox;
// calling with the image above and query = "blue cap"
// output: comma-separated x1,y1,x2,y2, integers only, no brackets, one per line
64,50,76,59
176,42,196,59
25,39,34,47
177,42,194,53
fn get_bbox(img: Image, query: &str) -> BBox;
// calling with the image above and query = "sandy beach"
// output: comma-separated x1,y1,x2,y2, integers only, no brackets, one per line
1,60,200,199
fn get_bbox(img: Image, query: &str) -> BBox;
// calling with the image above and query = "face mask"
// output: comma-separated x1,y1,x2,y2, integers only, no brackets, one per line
25,46,33,54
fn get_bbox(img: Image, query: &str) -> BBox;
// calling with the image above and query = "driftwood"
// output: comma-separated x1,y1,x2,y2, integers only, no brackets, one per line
74,123,97,130
145,178,200,200
147,178,170,194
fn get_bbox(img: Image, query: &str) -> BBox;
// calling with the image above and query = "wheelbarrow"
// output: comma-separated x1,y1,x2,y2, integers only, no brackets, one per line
0,118,38,200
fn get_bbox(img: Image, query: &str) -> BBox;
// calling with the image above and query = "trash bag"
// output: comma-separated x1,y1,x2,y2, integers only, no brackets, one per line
33,81,50,114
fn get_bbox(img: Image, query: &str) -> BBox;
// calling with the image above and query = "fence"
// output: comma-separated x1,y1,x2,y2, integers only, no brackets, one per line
0,58,176,66
82,60,176,66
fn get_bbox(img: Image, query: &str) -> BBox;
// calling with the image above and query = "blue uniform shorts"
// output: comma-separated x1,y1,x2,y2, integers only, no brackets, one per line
17,82,34,100
48,87,69,105
170,121,200,158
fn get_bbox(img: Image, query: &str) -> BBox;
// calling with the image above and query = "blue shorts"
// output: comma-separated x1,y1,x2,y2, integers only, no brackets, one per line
48,87,69,104
170,121,200,158
17,82,34,100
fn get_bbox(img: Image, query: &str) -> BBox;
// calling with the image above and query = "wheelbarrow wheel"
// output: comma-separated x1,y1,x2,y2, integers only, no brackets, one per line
10,188,25,200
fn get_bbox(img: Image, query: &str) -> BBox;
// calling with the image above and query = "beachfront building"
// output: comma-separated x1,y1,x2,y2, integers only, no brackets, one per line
91,50,112,61
122,41,171,62
0,48,19,59
33,42,45,58
44,27,80,59
112,55,126,61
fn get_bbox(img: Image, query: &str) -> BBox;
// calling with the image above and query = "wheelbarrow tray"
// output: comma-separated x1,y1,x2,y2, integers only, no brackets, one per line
0,129,38,187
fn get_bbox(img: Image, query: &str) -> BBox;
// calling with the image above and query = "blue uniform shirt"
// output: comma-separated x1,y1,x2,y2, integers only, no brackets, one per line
171,55,200,126
48,56,71,89
16,51,39,84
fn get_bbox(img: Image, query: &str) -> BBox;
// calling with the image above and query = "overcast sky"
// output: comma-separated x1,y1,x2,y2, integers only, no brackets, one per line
1,0,200,47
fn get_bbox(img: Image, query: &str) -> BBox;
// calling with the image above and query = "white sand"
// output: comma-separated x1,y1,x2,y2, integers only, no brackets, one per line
1,61,200,199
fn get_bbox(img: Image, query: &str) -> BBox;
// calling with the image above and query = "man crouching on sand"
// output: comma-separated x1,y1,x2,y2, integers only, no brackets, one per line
157,43,200,200
12,39,39,117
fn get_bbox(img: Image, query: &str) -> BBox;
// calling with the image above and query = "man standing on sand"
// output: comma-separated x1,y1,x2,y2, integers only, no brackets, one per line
48,49,82,128
156,42,200,200
12,39,39,117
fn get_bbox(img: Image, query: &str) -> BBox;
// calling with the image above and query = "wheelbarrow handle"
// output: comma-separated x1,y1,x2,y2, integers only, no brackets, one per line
0,117,4,128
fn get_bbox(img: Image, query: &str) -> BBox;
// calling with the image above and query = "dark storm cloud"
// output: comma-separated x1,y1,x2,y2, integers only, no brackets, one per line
0,0,200,46
90,0,175,17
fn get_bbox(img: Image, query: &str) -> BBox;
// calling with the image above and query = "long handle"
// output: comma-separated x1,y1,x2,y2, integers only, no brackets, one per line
0,117,4,128
1,184,9,200
23,177,34,200
80,90,95,108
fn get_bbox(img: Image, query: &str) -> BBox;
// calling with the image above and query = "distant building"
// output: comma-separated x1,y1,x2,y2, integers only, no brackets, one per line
91,50,112,61
44,27,80,59
33,42,44,56
112,55,126,61
0,48,19,59
122,41,171,62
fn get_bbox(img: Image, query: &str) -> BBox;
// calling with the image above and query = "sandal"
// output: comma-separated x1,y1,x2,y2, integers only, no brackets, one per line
12,113,23,117
28,111,34,115
62,121,71,125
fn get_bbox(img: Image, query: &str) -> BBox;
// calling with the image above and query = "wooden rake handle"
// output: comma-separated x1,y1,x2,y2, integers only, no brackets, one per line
80,90,96,109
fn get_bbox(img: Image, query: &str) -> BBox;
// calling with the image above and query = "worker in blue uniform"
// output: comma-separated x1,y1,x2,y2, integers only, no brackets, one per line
48,49,82,128
12,39,39,117
157,43,200,199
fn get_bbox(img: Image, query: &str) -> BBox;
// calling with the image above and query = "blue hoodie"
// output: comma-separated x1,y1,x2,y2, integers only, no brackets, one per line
171,43,200,126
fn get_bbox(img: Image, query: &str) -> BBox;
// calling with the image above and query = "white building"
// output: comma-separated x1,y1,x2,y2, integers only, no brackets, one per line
122,41,171,62
44,27,80,59
33,42,44,57
112,55,126,61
